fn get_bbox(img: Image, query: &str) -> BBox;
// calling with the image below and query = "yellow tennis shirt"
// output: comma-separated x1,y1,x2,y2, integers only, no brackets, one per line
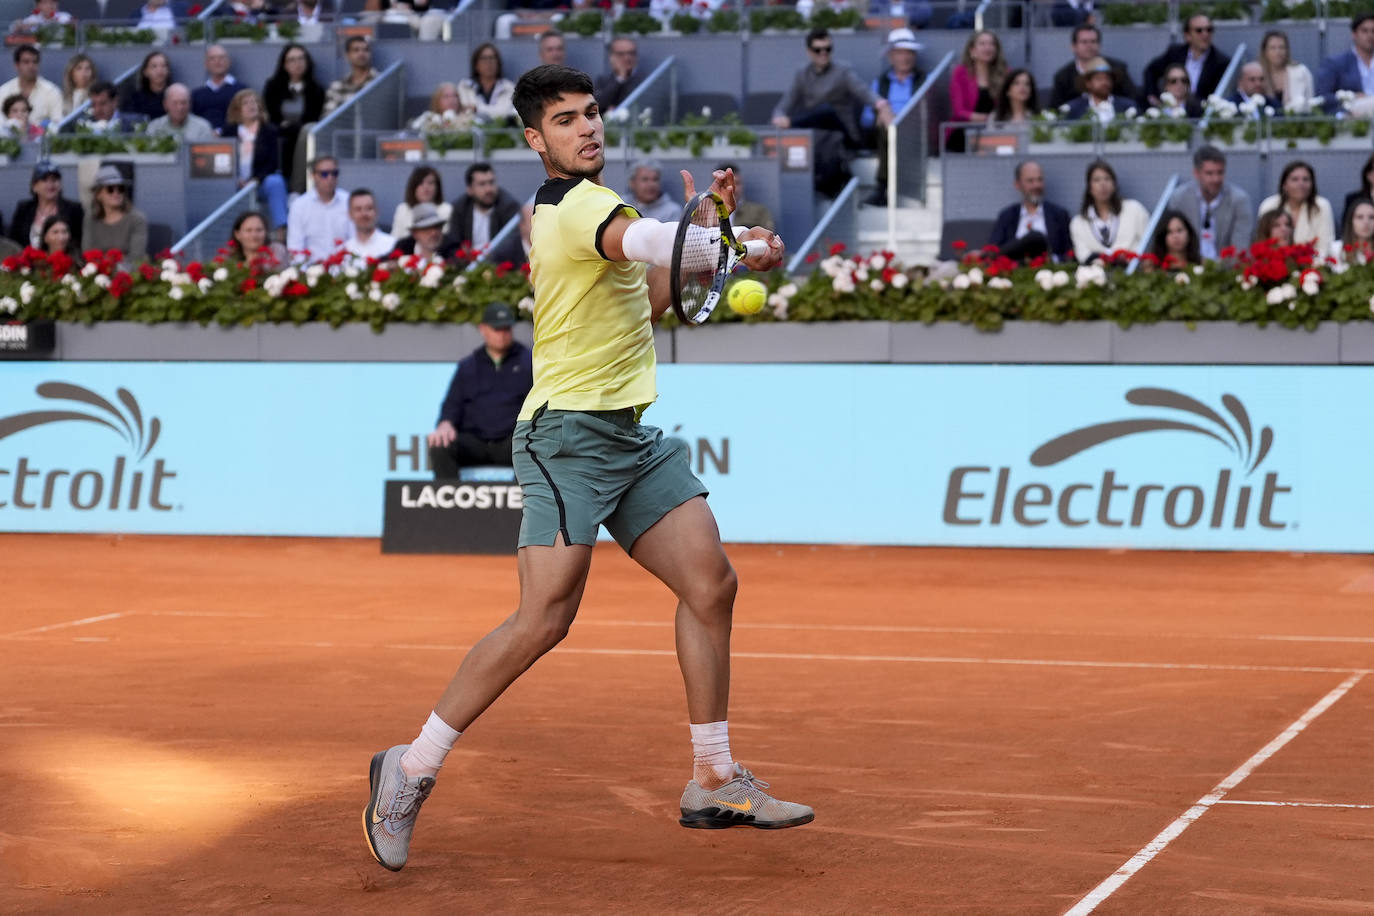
517,177,657,422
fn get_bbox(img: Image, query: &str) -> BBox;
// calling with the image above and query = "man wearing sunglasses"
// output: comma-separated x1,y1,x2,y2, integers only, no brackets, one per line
1143,14,1230,108
286,155,353,263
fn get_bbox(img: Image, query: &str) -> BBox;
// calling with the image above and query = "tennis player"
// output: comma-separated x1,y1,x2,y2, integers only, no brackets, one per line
364,65,811,872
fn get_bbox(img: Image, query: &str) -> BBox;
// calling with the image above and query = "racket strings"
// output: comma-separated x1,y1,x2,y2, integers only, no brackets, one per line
677,200,725,322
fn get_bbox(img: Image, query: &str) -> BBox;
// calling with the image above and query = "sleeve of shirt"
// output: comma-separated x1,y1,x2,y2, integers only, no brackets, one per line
558,184,640,261
439,363,465,427
774,70,801,120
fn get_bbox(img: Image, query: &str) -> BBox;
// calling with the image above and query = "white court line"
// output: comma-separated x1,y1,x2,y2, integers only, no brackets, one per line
1063,672,1367,916
1218,800,1374,810
0,612,124,640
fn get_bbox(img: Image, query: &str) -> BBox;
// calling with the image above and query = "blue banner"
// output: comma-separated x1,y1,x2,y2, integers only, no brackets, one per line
1,362,1369,551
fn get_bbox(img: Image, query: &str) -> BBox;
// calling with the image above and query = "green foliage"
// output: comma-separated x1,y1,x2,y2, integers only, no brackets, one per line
807,5,864,29
1178,1,1251,20
1262,0,1318,19
563,11,604,36
669,12,702,33
83,25,160,45
612,10,663,34
706,8,740,32
1099,2,1169,25
0,136,20,159
47,132,179,156
424,130,475,153
749,7,806,31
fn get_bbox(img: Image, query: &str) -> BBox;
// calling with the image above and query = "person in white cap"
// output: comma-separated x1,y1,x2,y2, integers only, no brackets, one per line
862,27,924,207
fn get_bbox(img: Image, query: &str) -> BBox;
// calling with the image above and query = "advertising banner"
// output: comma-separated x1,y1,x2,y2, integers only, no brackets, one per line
1,362,1369,551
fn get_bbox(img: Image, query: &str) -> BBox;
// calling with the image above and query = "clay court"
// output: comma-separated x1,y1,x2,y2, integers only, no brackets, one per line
2,534,1373,914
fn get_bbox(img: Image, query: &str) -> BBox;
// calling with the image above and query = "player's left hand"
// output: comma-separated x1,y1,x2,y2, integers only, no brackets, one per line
738,225,784,271
681,167,737,213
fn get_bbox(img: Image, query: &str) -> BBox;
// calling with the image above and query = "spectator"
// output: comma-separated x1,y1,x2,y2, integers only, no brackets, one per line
82,165,148,265
192,45,239,132
392,165,452,238
1258,160,1335,256
39,214,81,262
1341,154,1374,229
393,201,458,262
82,81,147,133
426,302,532,479
991,68,1040,125
62,53,95,116
459,42,517,126
147,83,216,141
1228,62,1278,110
1050,24,1139,109
295,0,326,26
287,155,351,262
15,0,75,32
221,88,290,235
594,37,645,113
134,0,186,30
1335,197,1374,265
0,46,62,125
342,189,396,261
947,29,1005,153
1144,14,1230,106
988,159,1071,262
125,51,172,120
9,160,83,251
1069,159,1149,262
716,161,774,233
228,210,287,264
623,158,680,221
1317,15,1374,115
1148,209,1201,268
2,95,43,140
1064,57,1135,122
263,42,324,190
324,35,378,115
1156,64,1204,118
446,161,522,263
538,30,566,67
1259,31,1314,113
1168,145,1252,259
411,81,469,131
862,27,924,207
1050,0,1095,27
1254,208,1294,246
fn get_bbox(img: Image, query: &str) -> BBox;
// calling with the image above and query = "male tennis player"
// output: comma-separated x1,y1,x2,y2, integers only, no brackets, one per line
364,65,810,872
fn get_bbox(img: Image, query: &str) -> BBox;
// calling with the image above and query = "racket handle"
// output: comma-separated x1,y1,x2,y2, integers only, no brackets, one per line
742,239,770,259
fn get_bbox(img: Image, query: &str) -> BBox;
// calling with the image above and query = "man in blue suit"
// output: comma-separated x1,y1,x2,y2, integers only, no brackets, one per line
989,160,1071,262
1316,14,1374,113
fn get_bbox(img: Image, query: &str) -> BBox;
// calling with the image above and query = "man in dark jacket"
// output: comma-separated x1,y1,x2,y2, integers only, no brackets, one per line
1050,24,1139,108
445,162,524,266
426,303,533,479
1143,14,1230,106
8,160,84,250
988,159,1071,262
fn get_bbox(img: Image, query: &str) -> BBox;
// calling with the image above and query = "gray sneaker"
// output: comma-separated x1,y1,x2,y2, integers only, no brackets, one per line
679,763,814,830
363,744,435,871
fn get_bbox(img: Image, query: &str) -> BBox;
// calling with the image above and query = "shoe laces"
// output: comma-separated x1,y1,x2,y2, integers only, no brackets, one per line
734,765,768,790
391,776,433,821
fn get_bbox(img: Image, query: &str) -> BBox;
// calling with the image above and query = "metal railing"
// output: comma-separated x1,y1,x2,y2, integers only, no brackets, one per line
441,0,480,43
785,175,859,275
617,56,677,128
304,60,405,169
1127,173,1179,276
886,50,954,252
1196,43,1246,135
170,179,260,262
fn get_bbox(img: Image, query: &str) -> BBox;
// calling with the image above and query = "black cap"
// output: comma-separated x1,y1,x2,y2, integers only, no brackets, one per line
482,302,515,329
32,160,60,182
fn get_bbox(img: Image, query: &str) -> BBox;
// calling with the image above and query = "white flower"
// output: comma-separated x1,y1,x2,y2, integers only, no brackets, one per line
951,273,971,290
452,275,467,288
1034,268,1056,291
1368,293,1374,313
381,292,401,311
870,279,884,291
161,258,178,272
1239,275,1257,291
1192,264,1204,275
1302,273,1321,296
854,267,869,282
1145,107,1162,119
0,296,16,313
1053,270,1070,288
700,105,711,119
1160,91,1177,107
988,276,1013,290
868,253,886,270
418,264,444,289
890,272,908,289
198,277,212,293
345,282,360,300
772,295,789,320
212,267,229,282
1074,264,1106,288
966,267,983,285
1266,284,1297,305
344,264,361,279
832,273,855,293
779,282,798,298
81,262,98,278
368,287,382,302
169,286,184,300
19,281,34,305
93,274,111,289
1124,107,1138,118
1174,272,1190,285
517,295,535,313
1264,105,1275,117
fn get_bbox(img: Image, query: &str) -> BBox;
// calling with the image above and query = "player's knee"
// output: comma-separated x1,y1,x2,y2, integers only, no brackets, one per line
688,563,737,620
515,608,575,654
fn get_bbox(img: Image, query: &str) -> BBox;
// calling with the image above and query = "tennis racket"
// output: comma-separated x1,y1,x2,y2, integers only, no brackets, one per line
669,190,769,326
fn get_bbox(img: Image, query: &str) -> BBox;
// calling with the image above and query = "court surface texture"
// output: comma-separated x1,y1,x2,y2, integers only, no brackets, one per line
2,534,1372,914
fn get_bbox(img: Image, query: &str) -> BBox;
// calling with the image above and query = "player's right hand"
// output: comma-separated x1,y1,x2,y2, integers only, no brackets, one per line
427,420,457,448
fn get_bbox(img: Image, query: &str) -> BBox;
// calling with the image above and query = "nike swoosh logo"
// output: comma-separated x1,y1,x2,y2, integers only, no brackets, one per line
713,798,752,812
371,807,387,826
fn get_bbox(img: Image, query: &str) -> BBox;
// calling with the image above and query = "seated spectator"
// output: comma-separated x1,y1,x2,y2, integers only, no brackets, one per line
991,68,1040,126
147,83,216,141
1340,154,1374,229
9,160,83,250
82,165,148,265
0,46,62,126
426,302,532,479
1065,58,1135,122
392,165,452,238
989,159,1071,262
126,51,172,120
623,158,680,222
1259,30,1314,112
1144,14,1230,106
62,53,95,116
862,27,924,207
946,29,1004,153
393,202,458,262
134,0,187,30
287,155,351,262
228,210,287,264
1068,159,1149,262
263,42,324,189
295,0,327,26
39,214,81,263
1168,145,1251,259
15,0,75,32
3,95,44,140
716,161,774,232
222,88,290,235
1148,209,1201,268
324,35,378,115
594,37,645,114
1051,24,1139,109
1156,64,1204,119
343,189,396,261
82,81,147,133
446,162,523,264
192,45,239,132
1050,0,1094,27
1335,197,1374,265
1258,160,1335,256
1254,208,1294,246
1228,62,1279,110
1317,15,1374,114
411,81,469,131
458,43,517,126
538,30,566,67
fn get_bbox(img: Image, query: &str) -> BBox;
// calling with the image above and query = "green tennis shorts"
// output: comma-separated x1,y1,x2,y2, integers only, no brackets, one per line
512,405,708,552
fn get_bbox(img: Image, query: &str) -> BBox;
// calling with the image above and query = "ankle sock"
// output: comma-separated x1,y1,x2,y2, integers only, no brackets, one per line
400,711,462,779
690,720,736,785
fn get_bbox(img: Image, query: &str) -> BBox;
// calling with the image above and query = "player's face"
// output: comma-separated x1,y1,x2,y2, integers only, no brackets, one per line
526,92,604,180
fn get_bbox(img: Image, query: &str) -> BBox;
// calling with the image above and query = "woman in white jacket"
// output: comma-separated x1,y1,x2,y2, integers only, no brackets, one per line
1259,31,1315,112
1258,160,1335,256
1069,159,1151,262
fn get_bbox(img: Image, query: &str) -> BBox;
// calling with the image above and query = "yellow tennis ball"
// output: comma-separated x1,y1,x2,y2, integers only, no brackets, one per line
727,279,767,315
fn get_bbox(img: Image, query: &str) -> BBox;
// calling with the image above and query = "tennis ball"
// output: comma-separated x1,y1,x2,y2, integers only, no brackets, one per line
727,279,767,315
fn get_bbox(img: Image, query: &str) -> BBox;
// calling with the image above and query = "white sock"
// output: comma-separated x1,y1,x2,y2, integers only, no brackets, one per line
690,720,736,785
400,711,462,779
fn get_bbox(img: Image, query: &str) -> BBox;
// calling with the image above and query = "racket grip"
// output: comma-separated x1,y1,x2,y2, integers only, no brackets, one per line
742,239,770,259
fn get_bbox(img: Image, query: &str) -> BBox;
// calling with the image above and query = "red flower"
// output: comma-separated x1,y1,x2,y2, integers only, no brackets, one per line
49,251,73,278
828,242,846,256
139,263,158,281
520,263,532,275
22,246,47,262
109,271,133,298
188,3,203,13
881,266,896,283
952,240,968,251
1,256,19,272
285,281,309,297
804,252,818,264
82,249,104,263
372,268,391,283
1220,246,1237,260
186,261,204,281
241,277,258,292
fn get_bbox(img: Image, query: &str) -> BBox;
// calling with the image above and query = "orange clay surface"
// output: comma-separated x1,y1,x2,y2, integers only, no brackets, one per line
2,535,1373,915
